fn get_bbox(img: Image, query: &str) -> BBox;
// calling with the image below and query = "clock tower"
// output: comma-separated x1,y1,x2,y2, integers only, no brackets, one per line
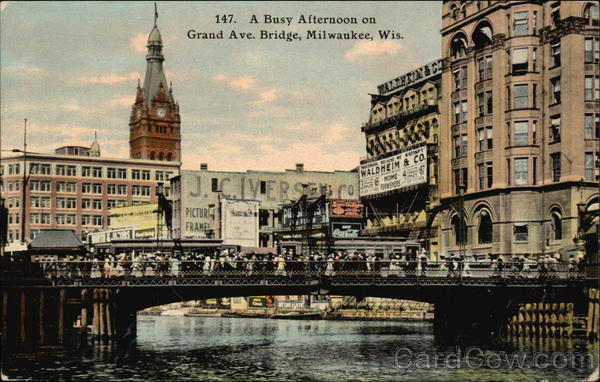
129,11,181,162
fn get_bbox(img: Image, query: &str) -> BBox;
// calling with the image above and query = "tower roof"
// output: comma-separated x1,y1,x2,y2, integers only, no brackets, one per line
141,7,174,108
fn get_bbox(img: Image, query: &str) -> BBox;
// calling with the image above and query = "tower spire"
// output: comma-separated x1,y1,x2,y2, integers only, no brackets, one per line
154,2,158,28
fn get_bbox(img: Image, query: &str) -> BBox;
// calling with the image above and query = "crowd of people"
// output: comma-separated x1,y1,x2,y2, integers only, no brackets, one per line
32,247,587,280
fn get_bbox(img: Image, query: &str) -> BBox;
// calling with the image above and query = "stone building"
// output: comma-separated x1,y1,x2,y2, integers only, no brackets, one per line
359,60,442,258
438,0,599,259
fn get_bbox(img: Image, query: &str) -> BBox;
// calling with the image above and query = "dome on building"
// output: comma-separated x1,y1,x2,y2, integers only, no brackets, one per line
90,132,100,157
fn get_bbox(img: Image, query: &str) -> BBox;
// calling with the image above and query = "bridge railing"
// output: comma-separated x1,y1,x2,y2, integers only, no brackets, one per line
28,260,592,281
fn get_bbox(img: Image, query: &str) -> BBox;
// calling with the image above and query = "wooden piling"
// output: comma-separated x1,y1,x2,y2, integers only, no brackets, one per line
38,290,45,344
19,290,26,342
105,290,113,337
58,289,66,344
81,289,88,331
92,289,99,337
98,290,105,337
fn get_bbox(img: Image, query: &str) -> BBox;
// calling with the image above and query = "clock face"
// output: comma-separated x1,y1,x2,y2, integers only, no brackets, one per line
156,107,166,118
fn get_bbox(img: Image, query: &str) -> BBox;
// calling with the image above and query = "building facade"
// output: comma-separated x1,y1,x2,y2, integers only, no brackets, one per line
0,148,178,243
359,60,442,258
170,164,359,247
439,0,599,259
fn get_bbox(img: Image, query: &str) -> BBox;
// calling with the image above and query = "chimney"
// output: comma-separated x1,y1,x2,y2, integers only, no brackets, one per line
200,163,208,171
296,163,304,172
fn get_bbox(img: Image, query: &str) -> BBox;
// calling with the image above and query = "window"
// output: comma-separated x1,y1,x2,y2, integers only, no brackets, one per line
453,168,468,194
551,211,562,241
82,199,91,209
550,2,560,25
550,115,561,143
585,114,599,139
108,184,117,195
551,77,561,104
92,167,102,177
454,134,467,157
452,215,468,245
142,186,150,196
82,166,91,177
211,178,218,192
514,84,528,108
260,181,267,194
551,152,561,182
56,165,66,176
66,198,76,209
514,121,529,146
132,186,141,196
514,224,528,242
64,166,77,176
8,164,20,175
453,66,468,91
142,170,150,180
478,210,493,244
30,213,40,225
82,183,91,193
585,75,600,101
56,182,67,193
41,213,51,225
107,168,117,178
93,216,103,226
118,185,127,195
132,170,141,180
584,3,599,26
512,48,528,74
82,215,92,226
451,35,467,59
514,158,528,185
478,162,493,190
477,56,493,81
92,183,102,194
532,47,537,70
513,11,528,36
486,126,493,149
30,163,51,175
92,199,102,210
156,171,165,181
57,198,66,209
584,38,600,63
41,197,51,208
532,120,537,144
31,197,40,208
585,152,600,180
477,92,491,116
117,168,127,179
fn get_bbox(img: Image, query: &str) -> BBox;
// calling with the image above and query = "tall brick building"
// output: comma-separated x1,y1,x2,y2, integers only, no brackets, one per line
438,0,599,259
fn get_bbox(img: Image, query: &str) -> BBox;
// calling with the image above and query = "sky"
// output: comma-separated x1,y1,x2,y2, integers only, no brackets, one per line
0,1,441,172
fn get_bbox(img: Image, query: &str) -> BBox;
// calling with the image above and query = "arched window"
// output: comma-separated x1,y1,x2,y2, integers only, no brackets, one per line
478,210,493,244
166,153,173,161
473,21,493,50
460,4,467,19
551,210,562,240
451,35,468,59
451,214,468,245
158,152,164,161
450,5,458,21
584,3,599,26
150,151,155,160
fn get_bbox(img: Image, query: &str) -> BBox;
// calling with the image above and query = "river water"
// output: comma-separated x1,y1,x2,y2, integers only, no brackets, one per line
2,315,598,381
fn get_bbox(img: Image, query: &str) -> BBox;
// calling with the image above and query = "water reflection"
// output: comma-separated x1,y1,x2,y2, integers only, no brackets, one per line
2,316,597,382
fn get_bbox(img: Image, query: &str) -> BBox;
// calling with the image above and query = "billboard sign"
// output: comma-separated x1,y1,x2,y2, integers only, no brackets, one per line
332,222,362,238
281,202,329,229
329,199,364,219
359,144,427,197
221,199,260,247
248,296,275,309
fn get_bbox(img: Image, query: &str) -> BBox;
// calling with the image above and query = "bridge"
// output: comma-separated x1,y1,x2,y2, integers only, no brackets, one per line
1,260,597,348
